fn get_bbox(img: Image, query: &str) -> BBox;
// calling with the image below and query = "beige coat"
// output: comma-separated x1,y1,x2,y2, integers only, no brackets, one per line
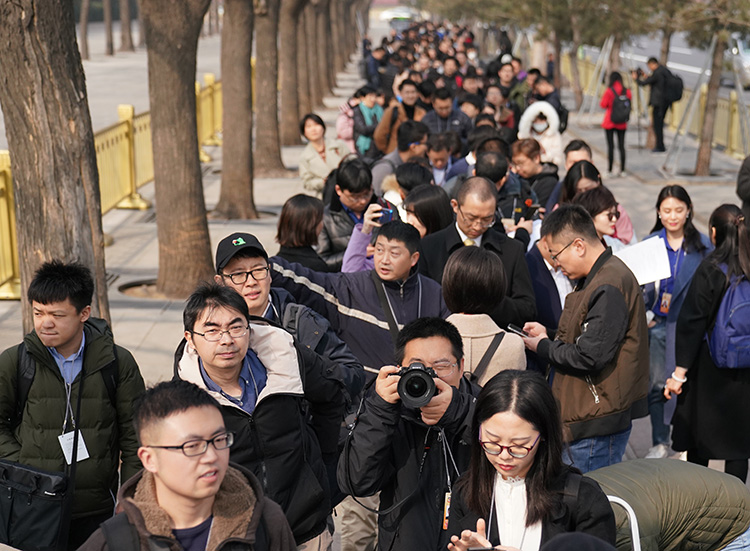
299,139,348,196
447,313,526,386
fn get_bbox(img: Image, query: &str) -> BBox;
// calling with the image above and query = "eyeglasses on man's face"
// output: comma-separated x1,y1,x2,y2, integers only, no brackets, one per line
222,266,269,285
146,432,235,457
549,238,579,263
192,324,249,342
458,206,495,228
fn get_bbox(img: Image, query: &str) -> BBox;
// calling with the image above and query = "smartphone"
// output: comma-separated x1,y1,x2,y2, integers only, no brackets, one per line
379,208,394,223
507,323,530,338
525,204,541,219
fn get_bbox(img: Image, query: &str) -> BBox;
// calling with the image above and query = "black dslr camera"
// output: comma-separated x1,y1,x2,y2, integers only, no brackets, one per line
393,362,438,409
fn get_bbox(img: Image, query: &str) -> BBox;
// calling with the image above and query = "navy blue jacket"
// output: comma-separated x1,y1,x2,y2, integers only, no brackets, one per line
526,242,565,331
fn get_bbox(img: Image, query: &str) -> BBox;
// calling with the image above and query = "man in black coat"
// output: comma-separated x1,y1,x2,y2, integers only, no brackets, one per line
338,317,479,551
634,57,671,153
419,176,537,328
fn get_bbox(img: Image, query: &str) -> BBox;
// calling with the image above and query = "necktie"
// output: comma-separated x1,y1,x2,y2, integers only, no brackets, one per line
463,238,475,246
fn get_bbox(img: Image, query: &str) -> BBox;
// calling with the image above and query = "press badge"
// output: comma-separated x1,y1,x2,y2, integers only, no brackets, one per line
58,431,90,465
442,492,451,529
660,292,672,314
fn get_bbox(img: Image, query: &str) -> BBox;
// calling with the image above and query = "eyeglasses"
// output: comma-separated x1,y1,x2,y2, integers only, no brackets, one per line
479,433,541,458
458,206,495,228
429,361,458,378
549,238,579,263
222,266,269,285
192,324,249,342
605,209,621,221
146,432,235,457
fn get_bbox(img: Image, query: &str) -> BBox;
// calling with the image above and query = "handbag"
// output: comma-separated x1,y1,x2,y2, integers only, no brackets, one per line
0,366,85,551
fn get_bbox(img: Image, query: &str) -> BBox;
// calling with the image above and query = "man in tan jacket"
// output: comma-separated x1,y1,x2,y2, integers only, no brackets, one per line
373,79,426,154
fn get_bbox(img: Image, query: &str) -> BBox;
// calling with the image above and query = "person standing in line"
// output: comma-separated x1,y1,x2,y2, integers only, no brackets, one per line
641,186,711,459
298,114,349,198
599,72,632,177
665,204,750,483
633,57,670,153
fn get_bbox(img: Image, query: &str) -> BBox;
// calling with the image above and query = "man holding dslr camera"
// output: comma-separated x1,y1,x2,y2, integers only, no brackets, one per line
338,317,480,551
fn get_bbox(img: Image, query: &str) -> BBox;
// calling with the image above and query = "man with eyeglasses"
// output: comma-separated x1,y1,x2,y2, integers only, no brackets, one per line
520,205,649,473
81,380,296,551
419,176,537,328
338,317,480,551
173,283,346,550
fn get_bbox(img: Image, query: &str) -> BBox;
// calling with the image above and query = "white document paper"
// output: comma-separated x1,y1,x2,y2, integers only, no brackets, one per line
614,237,671,285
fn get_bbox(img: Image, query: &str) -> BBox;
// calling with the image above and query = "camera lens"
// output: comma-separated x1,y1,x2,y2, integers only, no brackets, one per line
405,376,427,397
397,368,436,409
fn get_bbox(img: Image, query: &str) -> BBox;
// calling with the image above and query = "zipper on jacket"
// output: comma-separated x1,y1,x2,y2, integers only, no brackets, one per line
248,416,269,491
585,375,600,404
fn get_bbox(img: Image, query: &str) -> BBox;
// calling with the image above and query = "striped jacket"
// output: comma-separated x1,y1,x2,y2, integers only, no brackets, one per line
270,257,450,372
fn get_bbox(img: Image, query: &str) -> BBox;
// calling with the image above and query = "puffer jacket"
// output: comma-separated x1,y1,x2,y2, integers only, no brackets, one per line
0,318,145,518
338,377,480,551
589,459,750,551
174,319,347,545
518,101,564,168
317,192,380,271
270,258,450,372
537,249,649,441
80,465,296,551
525,162,559,211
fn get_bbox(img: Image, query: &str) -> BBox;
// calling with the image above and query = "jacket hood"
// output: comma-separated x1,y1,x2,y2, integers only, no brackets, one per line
24,316,115,369
118,464,264,549
518,100,560,136
174,320,305,411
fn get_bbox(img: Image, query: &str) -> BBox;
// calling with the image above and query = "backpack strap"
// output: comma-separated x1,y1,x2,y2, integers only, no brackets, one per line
101,512,140,551
370,270,400,347
100,345,119,408
562,471,582,528
14,342,35,429
471,332,505,383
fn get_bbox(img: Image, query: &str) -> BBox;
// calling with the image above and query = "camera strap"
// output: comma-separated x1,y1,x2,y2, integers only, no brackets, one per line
371,270,401,346
472,332,505,383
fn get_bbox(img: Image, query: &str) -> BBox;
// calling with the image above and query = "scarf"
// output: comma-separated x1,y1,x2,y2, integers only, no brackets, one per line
356,104,383,155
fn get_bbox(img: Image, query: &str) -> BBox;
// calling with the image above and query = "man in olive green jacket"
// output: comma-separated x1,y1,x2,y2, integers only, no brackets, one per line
0,261,145,549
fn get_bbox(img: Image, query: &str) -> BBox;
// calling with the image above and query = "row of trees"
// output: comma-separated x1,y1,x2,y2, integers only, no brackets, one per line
0,0,367,330
422,0,750,176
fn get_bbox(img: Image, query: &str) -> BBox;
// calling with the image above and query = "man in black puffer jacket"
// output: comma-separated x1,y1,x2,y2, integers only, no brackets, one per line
173,283,347,548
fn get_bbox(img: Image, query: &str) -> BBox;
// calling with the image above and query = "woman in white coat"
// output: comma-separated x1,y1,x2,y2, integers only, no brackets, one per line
518,101,564,168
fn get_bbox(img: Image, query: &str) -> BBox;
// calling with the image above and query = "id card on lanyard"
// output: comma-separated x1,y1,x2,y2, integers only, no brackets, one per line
58,381,89,465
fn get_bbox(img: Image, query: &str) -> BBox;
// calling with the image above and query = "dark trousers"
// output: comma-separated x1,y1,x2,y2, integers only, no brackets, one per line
68,512,113,550
652,103,669,151
605,128,626,172
687,451,749,483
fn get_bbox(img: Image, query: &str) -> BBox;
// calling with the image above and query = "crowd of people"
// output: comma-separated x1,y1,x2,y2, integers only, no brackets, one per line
2,19,750,551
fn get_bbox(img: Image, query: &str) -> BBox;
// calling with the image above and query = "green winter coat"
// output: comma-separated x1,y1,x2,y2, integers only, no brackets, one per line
589,459,750,551
0,318,145,518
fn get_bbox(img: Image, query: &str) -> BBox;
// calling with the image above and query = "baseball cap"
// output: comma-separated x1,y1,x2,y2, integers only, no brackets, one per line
215,233,268,273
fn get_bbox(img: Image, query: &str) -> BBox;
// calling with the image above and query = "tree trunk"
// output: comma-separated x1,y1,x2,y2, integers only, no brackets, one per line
280,0,307,146
304,4,322,108
695,33,727,177
211,0,220,34
254,0,287,173
297,12,312,116
140,0,214,297
137,0,145,47
79,0,90,59
103,0,114,55
315,0,333,95
119,0,134,51
329,0,343,75
553,32,562,89
568,3,584,110
214,0,258,219
609,35,621,73
0,0,110,332
660,29,672,66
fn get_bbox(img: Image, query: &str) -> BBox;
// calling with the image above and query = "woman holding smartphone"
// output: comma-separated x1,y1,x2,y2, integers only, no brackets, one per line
447,370,615,551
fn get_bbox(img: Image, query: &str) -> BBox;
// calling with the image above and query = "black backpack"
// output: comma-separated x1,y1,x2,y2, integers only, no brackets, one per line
610,86,631,124
664,70,684,104
557,104,569,133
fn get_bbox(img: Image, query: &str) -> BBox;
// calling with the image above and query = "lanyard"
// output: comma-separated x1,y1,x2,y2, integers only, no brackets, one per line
63,381,76,433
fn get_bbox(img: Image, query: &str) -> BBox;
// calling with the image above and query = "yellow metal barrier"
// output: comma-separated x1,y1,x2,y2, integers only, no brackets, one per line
0,77,223,299
0,152,20,299
562,55,748,160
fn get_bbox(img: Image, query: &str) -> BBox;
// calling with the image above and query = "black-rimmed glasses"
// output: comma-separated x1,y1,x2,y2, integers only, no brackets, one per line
221,267,269,285
550,238,579,263
479,433,541,458
146,432,235,457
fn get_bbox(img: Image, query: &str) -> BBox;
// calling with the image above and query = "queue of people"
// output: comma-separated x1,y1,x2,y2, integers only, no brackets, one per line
2,19,750,551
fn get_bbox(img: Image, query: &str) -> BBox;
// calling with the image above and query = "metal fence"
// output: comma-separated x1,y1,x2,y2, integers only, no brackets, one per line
0,74,222,299
562,54,748,160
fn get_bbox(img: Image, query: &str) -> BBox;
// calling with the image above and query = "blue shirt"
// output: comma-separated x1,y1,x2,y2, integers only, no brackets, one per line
200,351,268,415
48,332,86,385
652,228,684,318
341,204,365,225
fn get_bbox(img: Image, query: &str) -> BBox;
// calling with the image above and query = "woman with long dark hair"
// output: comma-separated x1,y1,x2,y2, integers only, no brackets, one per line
599,72,631,177
447,370,615,551
642,185,711,459
665,204,750,482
